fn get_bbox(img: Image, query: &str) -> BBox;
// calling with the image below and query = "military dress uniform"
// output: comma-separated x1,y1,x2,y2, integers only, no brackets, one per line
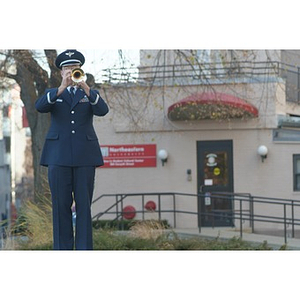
35,50,109,250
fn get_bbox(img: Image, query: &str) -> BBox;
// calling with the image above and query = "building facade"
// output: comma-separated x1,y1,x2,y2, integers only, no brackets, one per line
0,82,31,235
91,50,300,231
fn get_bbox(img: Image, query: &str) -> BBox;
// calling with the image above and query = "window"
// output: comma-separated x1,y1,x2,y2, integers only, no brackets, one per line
273,129,300,142
293,154,300,191
196,50,211,78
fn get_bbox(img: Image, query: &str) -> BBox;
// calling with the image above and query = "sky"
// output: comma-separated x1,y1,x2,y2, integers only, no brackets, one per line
76,49,140,82
34,49,140,83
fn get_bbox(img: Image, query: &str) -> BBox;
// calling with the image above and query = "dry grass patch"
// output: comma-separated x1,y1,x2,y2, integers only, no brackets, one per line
129,219,168,240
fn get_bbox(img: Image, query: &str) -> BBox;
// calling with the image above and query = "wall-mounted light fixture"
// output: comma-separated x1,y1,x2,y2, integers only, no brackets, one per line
158,149,168,166
257,145,268,162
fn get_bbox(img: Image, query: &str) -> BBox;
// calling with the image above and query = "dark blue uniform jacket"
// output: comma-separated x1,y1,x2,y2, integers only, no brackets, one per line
35,87,109,167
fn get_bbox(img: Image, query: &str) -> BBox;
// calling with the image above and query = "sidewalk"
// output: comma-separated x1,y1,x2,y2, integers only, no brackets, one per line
172,227,300,250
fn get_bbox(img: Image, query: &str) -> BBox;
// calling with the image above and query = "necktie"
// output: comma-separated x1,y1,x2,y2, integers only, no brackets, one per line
70,86,75,103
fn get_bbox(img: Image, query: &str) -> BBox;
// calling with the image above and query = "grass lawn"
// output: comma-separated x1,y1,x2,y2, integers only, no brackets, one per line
13,227,275,250
4,201,277,251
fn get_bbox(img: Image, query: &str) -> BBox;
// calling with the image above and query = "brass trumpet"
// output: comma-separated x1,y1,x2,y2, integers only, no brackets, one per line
71,68,86,83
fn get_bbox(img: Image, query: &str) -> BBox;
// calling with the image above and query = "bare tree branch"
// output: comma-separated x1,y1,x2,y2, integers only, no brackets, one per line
44,49,61,87
12,50,49,96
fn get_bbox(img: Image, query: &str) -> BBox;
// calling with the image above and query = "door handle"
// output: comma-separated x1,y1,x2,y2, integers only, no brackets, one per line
199,185,204,193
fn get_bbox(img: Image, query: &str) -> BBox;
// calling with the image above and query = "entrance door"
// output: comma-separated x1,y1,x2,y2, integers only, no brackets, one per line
197,140,234,227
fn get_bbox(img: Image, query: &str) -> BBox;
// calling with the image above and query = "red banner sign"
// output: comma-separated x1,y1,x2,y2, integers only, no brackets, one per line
101,144,157,168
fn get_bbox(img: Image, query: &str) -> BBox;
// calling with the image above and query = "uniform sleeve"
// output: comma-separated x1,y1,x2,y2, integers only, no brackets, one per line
35,88,59,113
88,89,109,116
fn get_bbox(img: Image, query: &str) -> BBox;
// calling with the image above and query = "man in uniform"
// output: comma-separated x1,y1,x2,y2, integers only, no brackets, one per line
35,49,109,250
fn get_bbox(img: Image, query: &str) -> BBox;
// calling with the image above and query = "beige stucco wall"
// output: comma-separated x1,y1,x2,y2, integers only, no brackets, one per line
92,119,300,229
93,116,300,227
91,53,300,230
101,78,285,134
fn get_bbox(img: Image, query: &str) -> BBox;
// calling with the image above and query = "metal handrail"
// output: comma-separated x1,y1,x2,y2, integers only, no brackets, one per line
99,60,300,83
92,192,300,244
99,60,300,103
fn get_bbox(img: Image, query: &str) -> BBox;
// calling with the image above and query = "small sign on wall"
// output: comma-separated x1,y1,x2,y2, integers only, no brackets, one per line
101,144,157,168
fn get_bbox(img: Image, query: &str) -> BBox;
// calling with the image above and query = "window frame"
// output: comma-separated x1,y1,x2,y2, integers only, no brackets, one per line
293,154,300,191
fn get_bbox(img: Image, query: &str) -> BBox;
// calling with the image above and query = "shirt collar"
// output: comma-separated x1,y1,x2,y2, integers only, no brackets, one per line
67,86,77,93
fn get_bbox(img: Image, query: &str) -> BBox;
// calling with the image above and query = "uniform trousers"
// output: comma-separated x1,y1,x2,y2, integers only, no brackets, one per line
48,165,95,250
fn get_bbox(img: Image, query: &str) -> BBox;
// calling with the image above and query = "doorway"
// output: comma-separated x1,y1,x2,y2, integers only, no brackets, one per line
197,140,234,227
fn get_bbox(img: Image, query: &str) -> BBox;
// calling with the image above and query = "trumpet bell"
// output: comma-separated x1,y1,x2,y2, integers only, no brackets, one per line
71,68,86,83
